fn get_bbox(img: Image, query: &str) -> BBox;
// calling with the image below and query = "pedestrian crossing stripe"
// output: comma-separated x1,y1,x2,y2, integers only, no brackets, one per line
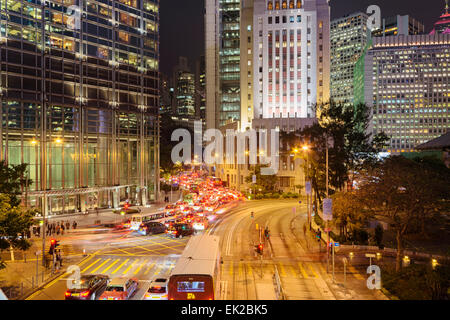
238,262,243,277
348,265,364,280
247,263,253,276
298,263,309,278
102,259,119,273
112,259,129,275
288,265,297,277
308,264,319,278
278,264,287,277
82,258,101,273
91,258,111,274
133,261,145,275
122,259,139,274
144,263,155,275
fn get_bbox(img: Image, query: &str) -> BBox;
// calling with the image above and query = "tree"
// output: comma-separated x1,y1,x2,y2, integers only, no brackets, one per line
0,194,35,269
0,160,31,207
353,156,450,271
374,224,384,248
331,190,368,241
245,165,278,194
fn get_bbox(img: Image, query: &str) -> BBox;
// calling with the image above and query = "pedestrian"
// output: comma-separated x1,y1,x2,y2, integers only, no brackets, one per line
61,224,65,235
73,221,77,230
56,224,60,235
66,221,70,230
57,250,63,267
37,225,40,237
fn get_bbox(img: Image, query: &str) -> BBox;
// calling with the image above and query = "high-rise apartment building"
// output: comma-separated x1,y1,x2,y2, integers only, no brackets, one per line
364,34,450,153
372,15,425,37
330,12,369,105
253,0,330,119
0,0,160,216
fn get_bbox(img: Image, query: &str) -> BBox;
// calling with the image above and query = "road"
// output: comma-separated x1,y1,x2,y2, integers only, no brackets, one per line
25,199,385,300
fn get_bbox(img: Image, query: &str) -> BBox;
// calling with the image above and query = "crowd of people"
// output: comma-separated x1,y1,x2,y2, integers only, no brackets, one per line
31,220,78,237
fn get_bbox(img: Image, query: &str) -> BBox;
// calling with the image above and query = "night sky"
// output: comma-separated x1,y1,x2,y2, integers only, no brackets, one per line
159,0,445,76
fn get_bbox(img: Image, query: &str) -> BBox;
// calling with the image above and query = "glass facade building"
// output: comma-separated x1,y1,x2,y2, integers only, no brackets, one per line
0,0,160,216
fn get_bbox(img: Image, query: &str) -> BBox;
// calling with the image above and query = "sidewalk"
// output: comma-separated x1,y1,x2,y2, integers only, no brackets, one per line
290,214,388,300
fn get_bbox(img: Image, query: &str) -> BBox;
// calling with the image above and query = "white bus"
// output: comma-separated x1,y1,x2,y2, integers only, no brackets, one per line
168,234,221,300
128,212,166,231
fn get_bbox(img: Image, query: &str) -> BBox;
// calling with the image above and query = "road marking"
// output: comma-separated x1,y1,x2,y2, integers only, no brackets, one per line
112,258,129,275
78,255,95,267
278,264,287,277
288,265,298,277
298,262,309,278
348,265,364,280
154,265,163,276
247,263,253,276
133,261,146,275
144,263,155,275
318,263,328,275
91,258,111,274
238,262,243,277
102,259,120,273
308,263,319,278
81,258,101,273
122,259,139,275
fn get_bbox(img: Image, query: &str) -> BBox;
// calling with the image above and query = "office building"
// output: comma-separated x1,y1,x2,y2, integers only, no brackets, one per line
330,12,369,105
253,0,331,119
0,0,160,216
364,34,450,153
430,1,450,34
372,15,425,37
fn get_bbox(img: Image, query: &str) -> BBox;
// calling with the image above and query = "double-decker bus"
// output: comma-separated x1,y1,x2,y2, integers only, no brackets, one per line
128,212,166,231
168,234,221,300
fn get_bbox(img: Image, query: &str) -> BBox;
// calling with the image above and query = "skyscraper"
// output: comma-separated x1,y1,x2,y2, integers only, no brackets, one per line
330,12,369,105
430,0,450,35
372,15,425,37
253,0,330,119
364,34,450,153
195,55,206,126
0,0,160,215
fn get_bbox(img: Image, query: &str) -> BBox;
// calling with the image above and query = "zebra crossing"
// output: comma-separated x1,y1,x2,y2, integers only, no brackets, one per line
222,260,364,280
76,255,177,279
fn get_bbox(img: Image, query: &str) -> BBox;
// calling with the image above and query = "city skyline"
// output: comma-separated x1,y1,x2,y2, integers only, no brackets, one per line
160,0,445,75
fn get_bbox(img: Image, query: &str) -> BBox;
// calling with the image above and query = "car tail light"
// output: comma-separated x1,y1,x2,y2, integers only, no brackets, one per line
65,291,71,297
80,291,90,298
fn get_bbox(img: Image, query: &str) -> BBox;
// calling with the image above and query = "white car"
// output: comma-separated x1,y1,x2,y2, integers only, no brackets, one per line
144,278,168,300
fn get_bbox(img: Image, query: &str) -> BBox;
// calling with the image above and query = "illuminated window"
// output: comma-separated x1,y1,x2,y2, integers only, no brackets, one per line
282,1,287,9
275,1,280,10
118,0,137,8
98,5,110,17
296,0,302,8
268,1,273,10
118,31,129,43
120,12,137,27
63,39,74,51
97,47,108,59
289,1,294,9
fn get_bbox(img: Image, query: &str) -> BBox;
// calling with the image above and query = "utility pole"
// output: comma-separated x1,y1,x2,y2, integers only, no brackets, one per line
325,134,330,273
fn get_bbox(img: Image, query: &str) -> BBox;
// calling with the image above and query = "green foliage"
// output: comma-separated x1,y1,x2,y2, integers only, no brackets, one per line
382,263,450,300
0,160,32,207
245,165,278,194
0,194,35,269
374,224,384,247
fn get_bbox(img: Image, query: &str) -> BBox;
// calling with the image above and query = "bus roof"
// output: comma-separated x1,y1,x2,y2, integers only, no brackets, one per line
171,234,220,277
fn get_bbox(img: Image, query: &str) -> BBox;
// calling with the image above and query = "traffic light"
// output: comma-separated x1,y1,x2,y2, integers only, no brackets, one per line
255,243,263,255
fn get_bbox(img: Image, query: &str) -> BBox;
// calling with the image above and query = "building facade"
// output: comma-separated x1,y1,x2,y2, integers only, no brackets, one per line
253,0,330,119
330,12,369,105
372,15,425,37
0,0,160,216
430,1,450,35
364,34,450,153
195,55,206,127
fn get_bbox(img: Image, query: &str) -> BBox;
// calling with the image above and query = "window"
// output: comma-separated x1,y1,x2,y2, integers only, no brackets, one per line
290,16,294,23
275,16,280,24
297,15,301,23
118,0,137,8
283,16,287,23
118,31,129,43
268,17,272,24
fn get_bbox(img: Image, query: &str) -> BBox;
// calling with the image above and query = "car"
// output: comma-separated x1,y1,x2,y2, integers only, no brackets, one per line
99,277,139,300
166,223,194,238
65,274,110,300
192,217,208,231
138,222,166,236
144,278,168,300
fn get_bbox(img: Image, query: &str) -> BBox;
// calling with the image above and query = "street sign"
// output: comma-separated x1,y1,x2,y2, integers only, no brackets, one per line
305,181,312,195
323,198,332,221
252,175,257,184
298,201,302,204
365,253,376,258
334,243,340,247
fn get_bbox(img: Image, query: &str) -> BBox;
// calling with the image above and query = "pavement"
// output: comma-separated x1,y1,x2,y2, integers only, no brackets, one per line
0,192,182,300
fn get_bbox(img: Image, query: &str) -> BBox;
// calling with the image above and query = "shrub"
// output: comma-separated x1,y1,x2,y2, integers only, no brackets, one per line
255,194,264,200
272,193,280,199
